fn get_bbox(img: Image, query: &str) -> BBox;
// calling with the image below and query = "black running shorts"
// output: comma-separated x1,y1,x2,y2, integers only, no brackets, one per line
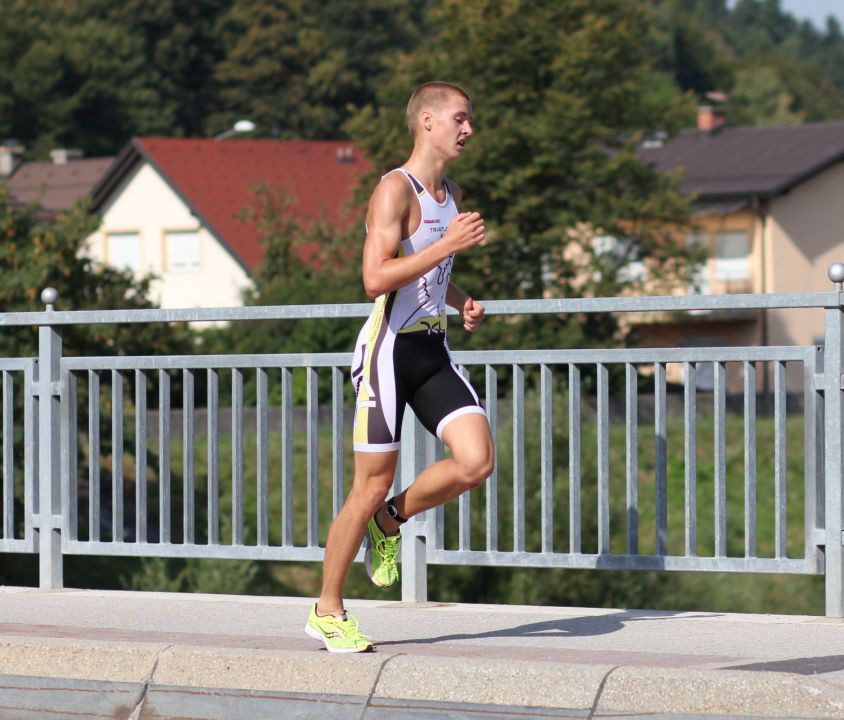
351,330,486,452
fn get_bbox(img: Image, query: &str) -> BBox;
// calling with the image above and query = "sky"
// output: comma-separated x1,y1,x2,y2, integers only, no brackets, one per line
778,0,844,30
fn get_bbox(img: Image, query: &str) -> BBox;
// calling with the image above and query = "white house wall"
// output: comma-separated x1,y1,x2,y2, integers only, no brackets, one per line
85,161,252,309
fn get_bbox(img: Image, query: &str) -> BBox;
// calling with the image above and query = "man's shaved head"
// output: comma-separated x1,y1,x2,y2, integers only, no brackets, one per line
406,81,471,136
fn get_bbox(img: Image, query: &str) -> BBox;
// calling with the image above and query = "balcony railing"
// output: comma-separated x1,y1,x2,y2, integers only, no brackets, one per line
2,268,844,616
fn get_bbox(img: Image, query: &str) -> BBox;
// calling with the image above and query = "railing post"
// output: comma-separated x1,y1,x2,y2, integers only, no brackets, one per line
36,288,63,588
400,408,428,602
824,264,844,616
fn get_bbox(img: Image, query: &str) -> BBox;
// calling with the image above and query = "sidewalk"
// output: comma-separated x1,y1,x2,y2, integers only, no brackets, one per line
0,587,841,719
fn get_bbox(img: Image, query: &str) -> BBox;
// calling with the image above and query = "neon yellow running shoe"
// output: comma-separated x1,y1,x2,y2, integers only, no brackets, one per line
304,605,373,653
364,517,401,588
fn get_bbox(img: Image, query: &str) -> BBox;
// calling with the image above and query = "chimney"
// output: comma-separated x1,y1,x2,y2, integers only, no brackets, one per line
0,141,24,177
697,106,727,132
50,148,84,164
697,91,729,133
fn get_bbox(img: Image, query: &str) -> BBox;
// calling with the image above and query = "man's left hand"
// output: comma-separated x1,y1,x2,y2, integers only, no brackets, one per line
461,297,485,332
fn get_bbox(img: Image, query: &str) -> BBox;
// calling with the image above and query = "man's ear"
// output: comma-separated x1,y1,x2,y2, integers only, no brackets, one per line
420,109,433,132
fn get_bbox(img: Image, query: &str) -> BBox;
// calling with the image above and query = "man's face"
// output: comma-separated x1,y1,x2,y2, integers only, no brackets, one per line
425,92,474,161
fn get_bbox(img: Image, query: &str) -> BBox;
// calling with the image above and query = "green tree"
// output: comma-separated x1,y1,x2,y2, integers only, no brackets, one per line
101,0,230,139
209,0,316,139
209,0,427,139
347,0,693,352
647,0,735,98
0,189,195,590
730,65,803,125
0,0,229,157
127,557,262,595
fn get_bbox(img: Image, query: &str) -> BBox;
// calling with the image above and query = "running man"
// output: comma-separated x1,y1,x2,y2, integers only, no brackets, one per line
305,81,494,653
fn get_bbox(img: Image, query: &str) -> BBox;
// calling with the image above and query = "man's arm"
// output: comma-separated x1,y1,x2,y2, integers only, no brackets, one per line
446,282,485,332
444,179,485,332
361,174,485,298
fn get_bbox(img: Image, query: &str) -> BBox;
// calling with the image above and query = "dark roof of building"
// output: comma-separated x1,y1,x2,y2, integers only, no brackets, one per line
638,121,844,201
91,137,369,273
7,157,114,212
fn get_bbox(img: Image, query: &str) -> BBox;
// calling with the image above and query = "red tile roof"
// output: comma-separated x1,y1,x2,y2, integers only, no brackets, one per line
93,138,370,272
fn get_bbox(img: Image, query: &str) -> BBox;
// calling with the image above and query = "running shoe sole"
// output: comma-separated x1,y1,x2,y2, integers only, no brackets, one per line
304,622,373,653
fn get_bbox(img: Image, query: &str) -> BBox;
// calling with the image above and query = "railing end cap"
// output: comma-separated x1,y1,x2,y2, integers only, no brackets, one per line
828,264,844,285
40,288,58,311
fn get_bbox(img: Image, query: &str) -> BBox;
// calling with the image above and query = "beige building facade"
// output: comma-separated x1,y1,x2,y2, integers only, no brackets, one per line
637,162,844,354
765,161,844,347
86,161,250,309
636,118,844,391
670,162,844,350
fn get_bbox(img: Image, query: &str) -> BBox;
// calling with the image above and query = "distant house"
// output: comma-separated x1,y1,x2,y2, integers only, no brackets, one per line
636,108,844,387
6,150,114,215
87,138,369,309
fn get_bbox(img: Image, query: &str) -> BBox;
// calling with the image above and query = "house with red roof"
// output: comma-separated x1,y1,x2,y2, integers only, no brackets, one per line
87,138,369,309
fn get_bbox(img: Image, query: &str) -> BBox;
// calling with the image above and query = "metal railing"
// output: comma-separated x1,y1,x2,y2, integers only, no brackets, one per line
1,271,844,616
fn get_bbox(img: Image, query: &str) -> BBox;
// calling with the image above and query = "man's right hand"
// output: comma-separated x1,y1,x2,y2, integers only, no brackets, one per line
444,211,485,253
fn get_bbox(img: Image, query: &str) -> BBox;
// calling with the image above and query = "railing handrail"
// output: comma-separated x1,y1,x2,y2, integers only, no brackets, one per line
59,344,816,371
0,272,841,616
0,290,840,328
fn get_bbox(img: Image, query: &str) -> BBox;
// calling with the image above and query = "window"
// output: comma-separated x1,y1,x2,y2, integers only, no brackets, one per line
107,232,141,274
166,231,200,272
687,232,709,295
714,231,750,281
592,235,645,283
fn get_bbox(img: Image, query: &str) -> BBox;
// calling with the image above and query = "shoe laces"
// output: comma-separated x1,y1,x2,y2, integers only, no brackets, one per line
374,532,400,567
334,613,371,642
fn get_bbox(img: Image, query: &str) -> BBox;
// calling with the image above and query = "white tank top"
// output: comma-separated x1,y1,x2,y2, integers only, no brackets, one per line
367,168,459,336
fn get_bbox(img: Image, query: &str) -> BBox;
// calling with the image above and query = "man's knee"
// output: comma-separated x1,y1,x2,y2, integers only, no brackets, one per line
348,475,393,515
454,446,494,490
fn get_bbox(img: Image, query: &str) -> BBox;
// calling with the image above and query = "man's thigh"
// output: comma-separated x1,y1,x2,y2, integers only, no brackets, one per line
351,449,399,494
410,361,485,440
441,412,493,463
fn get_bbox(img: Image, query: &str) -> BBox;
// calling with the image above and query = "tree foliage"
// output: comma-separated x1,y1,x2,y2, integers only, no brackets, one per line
649,0,844,126
0,0,428,157
0,0,227,156
209,0,426,140
5,0,844,160
347,0,694,351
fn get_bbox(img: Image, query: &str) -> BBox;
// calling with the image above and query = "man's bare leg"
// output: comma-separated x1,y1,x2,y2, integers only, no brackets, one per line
375,413,494,534
317,450,398,616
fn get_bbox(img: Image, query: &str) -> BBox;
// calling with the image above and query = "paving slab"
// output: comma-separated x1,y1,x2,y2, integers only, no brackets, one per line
0,587,841,719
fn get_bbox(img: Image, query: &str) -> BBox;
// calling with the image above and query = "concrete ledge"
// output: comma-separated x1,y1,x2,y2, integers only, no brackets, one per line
373,654,610,708
154,646,385,696
0,588,842,719
0,637,842,719
0,639,165,684
599,665,844,719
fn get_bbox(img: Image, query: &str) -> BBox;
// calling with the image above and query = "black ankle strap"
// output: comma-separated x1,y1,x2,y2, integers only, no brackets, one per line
386,497,408,524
